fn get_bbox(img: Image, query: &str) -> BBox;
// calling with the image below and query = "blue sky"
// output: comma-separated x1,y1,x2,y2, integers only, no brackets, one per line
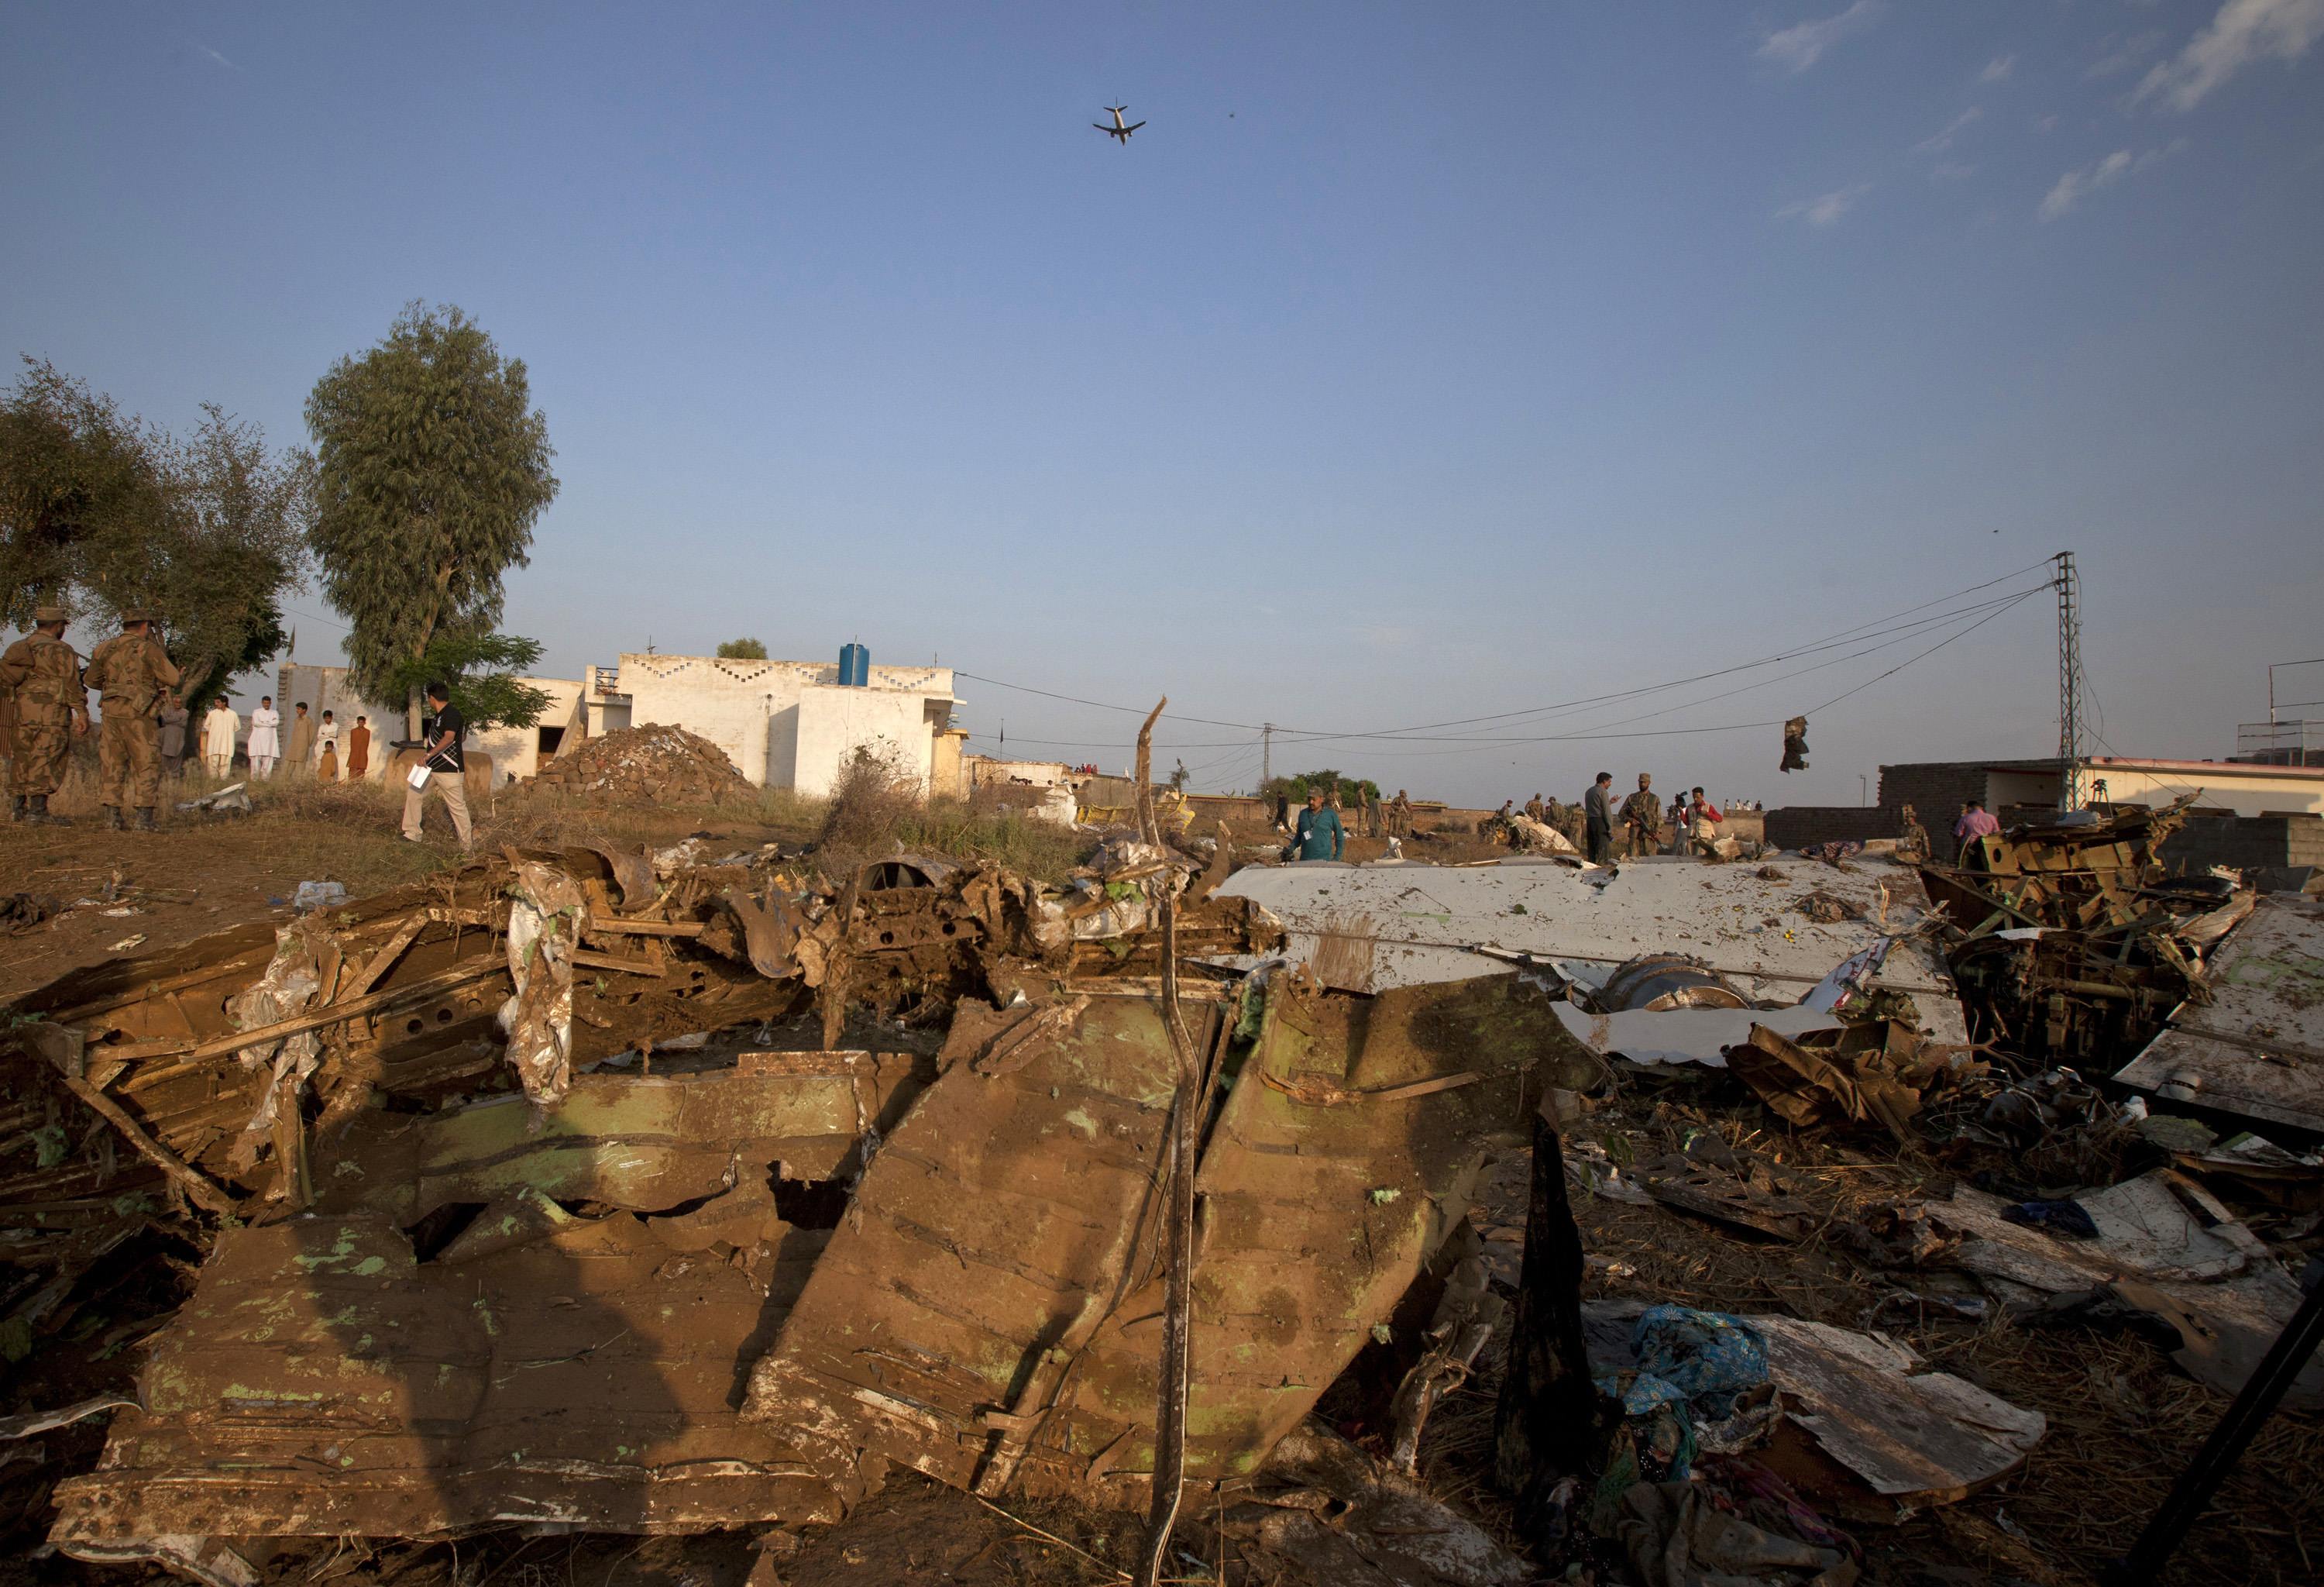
5,2,2319,806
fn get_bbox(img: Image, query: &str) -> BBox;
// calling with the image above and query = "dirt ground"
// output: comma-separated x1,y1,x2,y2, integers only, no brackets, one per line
0,766,844,999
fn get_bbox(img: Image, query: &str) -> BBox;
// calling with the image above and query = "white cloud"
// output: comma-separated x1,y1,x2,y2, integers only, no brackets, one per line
2089,29,2165,78
1776,184,1872,225
1758,2,1885,74
1915,107,1983,153
181,40,242,71
2037,140,2187,219
1978,53,2016,83
2136,0,2324,109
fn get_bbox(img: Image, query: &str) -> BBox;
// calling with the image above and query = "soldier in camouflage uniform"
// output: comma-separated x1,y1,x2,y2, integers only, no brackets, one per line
0,605,91,824
1618,773,1664,859
82,608,182,831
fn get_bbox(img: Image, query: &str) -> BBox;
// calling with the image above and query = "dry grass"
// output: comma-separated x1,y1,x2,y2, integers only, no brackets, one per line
815,746,925,872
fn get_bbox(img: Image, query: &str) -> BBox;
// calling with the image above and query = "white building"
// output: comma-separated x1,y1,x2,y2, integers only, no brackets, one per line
274,663,586,786
591,652,963,798
279,649,966,799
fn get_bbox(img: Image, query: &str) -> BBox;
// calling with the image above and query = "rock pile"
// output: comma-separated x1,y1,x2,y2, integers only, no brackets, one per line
527,724,755,805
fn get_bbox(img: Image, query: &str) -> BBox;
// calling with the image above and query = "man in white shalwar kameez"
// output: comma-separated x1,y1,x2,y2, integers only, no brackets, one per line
246,695,281,778
201,697,239,779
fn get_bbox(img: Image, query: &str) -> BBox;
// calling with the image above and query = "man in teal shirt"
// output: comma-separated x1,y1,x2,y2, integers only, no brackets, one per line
1294,788,1345,861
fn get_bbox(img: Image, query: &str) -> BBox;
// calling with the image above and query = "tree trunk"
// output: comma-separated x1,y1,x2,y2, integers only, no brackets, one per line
406,681,423,743
1493,1107,1616,1533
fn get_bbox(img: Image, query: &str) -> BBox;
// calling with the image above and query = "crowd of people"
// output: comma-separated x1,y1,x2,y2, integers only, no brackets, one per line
189,695,373,783
3,608,470,849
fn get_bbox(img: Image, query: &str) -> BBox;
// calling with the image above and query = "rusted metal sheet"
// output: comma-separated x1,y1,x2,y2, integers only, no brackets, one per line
2115,895,2324,1134
313,1054,933,1223
51,1207,839,1550
741,988,1212,1506
743,973,1592,1506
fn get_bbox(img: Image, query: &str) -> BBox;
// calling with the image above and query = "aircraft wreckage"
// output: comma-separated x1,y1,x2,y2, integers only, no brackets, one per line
2,832,1616,1579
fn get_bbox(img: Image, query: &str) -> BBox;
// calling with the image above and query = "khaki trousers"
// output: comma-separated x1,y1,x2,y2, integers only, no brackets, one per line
98,715,163,810
402,770,473,849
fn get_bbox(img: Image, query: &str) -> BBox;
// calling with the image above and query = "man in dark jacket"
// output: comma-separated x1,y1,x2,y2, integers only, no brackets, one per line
1583,772,1616,863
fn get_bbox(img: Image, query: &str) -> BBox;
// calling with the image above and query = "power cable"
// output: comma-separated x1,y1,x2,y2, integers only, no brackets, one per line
1281,587,2045,748
952,558,2058,748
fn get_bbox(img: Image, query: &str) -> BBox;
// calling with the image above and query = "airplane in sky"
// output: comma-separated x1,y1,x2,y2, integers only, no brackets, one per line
1094,105,1145,144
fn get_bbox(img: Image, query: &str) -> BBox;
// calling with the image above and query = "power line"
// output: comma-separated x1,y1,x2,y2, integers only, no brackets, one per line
954,560,2058,754
1277,587,2047,748
1263,560,2061,744
974,584,2047,758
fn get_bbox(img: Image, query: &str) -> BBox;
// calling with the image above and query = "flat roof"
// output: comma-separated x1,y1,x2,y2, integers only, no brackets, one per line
1889,755,2324,783
2085,755,2324,780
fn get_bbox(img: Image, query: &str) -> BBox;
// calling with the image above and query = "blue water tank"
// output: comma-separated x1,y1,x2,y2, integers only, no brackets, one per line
838,642,870,687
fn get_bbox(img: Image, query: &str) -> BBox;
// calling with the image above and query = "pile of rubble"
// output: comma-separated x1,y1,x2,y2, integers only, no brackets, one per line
524,722,757,804
3,792,2319,1586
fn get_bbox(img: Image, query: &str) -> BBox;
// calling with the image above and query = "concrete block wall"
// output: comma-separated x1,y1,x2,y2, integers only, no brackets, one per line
1764,807,1899,850
2161,813,2324,874
1876,763,1996,828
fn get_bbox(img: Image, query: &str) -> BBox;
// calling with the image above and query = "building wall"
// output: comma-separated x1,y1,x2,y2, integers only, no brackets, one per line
789,684,940,798
277,663,585,787
2084,763,2324,819
273,663,403,781
1875,762,2014,828
2161,813,2324,874
966,757,1075,792
1879,756,2324,822
931,730,969,800
610,654,955,792
468,679,586,787
1763,807,1901,850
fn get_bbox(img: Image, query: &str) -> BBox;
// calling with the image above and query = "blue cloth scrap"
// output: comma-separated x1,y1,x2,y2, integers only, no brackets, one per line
1631,1304,1770,1420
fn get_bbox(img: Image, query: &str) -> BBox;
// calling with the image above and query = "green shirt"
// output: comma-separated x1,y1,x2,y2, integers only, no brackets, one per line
1294,806,1345,861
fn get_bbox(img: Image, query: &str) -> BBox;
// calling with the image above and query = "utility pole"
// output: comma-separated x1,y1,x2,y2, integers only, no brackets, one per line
2055,550,2085,812
1262,723,1273,787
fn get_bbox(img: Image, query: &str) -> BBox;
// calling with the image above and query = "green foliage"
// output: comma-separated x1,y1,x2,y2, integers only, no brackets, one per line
385,631,552,733
1262,769,1380,804
716,636,768,659
0,358,160,624
305,302,558,704
143,405,311,709
0,360,308,704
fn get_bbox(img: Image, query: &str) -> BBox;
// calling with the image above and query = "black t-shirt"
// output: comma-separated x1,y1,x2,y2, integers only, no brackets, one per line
423,704,466,771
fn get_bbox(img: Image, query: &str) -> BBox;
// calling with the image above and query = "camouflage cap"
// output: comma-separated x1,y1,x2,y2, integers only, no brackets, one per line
31,605,68,625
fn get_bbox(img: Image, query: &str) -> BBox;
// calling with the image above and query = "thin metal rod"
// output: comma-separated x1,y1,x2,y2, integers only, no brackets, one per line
1131,697,1202,1587
2105,1267,2324,1587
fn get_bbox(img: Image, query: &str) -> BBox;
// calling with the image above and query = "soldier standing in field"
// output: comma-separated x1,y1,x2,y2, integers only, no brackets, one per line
1,605,91,824
81,608,182,831
1619,772,1664,859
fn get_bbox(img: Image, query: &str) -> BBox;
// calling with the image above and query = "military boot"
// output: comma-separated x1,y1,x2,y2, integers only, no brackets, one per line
107,806,126,831
135,807,158,832
29,795,69,826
